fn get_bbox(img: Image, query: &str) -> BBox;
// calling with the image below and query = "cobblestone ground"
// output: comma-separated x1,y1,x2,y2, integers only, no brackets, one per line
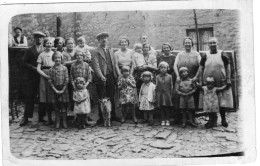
9,104,243,159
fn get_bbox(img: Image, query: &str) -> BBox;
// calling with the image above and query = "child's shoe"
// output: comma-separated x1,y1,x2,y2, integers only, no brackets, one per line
182,122,187,128
165,120,170,126
161,121,165,126
148,120,154,126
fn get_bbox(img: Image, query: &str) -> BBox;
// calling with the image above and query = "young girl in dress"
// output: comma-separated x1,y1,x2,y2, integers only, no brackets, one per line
70,51,92,127
75,37,91,63
73,77,91,129
37,37,55,125
175,67,197,128
139,71,156,126
156,61,174,126
200,77,226,128
48,51,69,129
118,66,138,123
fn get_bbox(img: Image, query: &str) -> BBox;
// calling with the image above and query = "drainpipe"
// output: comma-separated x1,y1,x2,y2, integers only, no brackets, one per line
193,9,199,52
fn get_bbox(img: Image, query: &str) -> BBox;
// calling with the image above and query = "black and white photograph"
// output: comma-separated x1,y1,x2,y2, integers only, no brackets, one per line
0,0,256,165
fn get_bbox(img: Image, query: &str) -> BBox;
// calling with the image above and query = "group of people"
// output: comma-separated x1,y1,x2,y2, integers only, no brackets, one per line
13,26,233,130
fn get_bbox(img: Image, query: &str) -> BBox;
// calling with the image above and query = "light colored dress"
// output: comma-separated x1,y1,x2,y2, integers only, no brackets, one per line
139,82,156,111
202,86,219,113
37,51,55,103
73,89,91,114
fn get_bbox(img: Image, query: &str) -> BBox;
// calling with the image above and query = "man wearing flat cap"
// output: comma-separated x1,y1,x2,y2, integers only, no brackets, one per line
92,32,119,124
12,27,28,47
20,31,46,126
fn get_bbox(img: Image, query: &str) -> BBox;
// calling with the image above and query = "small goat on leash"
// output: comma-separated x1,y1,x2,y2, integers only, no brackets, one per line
99,97,112,127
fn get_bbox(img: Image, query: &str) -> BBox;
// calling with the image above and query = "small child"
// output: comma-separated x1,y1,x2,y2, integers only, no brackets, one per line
176,67,197,128
48,51,69,129
73,77,91,129
201,77,226,128
133,43,145,68
75,37,91,63
118,66,138,123
156,61,173,126
139,71,156,126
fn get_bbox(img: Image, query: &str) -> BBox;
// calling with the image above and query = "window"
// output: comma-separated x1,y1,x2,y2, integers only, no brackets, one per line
186,27,213,51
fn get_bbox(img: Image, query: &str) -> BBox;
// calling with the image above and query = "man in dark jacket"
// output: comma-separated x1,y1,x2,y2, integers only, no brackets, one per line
91,32,119,124
20,31,46,126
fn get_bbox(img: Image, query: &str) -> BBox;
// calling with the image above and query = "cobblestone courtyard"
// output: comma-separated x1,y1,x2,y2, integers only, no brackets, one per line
9,105,244,160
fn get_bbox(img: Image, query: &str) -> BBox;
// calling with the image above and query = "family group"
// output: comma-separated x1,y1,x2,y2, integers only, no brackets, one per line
11,26,233,130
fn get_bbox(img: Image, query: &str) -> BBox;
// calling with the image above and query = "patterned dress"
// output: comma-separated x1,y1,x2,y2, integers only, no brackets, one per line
70,61,92,83
202,86,219,113
37,51,55,103
139,82,156,111
73,89,91,114
48,64,70,104
118,75,137,105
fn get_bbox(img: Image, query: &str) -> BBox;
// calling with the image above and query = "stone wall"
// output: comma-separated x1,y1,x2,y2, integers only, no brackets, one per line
10,9,241,85
10,9,239,51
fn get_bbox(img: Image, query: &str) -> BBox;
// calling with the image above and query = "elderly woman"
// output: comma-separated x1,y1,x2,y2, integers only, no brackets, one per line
12,27,28,47
114,36,135,76
54,37,65,53
199,37,233,127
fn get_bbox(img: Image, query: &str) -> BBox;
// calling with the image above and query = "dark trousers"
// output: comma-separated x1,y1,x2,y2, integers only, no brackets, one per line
96,73,116,121
22,78,45,119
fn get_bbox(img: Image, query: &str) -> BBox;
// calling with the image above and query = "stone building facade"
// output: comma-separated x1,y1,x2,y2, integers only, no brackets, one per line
10,9,239,52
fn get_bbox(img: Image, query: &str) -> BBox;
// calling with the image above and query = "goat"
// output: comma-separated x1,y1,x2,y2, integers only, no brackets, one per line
99,97,112,127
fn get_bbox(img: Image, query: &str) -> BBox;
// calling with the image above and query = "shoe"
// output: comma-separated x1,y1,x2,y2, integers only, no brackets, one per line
111,117,120,122
148,120,154,126
121,118,125,123
96,119,104,125
141,120,148,124
165,121,170,126
222,121,228,128
161,121,165,126
20,118,28,126
204,121,210,128
205,122,214,129
189,121,197,127
44,120,54,126
39,119,47,123
182,122,186,128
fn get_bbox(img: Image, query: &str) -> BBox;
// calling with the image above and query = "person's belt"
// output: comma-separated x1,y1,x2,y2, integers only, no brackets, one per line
41,66,52,70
